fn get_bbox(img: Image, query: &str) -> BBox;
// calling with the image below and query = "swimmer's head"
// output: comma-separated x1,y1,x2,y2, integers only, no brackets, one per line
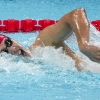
0,34,7,44
0,34,30,57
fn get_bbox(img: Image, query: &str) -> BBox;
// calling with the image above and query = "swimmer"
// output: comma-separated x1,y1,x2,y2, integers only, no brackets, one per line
0,8,100,71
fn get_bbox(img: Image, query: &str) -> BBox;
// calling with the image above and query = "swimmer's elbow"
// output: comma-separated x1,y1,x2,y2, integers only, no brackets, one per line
78,43,87,54
80,47,85,54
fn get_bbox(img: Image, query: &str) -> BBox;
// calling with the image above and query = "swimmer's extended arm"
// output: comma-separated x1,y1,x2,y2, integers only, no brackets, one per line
62,43,86,71
66,8,100,62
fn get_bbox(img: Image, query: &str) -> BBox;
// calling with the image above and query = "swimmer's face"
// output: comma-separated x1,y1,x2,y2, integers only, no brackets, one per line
0,37,30,57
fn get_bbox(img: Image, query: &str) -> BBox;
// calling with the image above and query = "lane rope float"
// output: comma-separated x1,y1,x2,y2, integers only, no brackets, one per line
0,19,99,33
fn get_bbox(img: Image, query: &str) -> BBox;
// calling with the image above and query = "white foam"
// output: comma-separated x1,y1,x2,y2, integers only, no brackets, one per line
31,46,75,69
0,46,76,75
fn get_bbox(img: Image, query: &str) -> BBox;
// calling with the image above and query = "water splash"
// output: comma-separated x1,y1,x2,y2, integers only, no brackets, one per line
0,24,100,74
0,46,75,75
65,24,100,73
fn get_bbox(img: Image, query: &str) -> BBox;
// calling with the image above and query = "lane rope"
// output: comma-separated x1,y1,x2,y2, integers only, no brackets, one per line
0,19,99,33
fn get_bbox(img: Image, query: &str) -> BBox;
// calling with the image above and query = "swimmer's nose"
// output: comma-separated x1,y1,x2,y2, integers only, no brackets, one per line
8,46,31,57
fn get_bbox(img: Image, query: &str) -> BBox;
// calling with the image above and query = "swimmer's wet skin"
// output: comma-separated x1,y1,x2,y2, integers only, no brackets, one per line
0,34,30,57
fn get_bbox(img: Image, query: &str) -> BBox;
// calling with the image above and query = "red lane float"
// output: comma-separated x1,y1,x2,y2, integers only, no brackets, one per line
0,19,57,33
0,19,99,33
91,20,100,31
0,20,5,31
3,19,19,32
20,19,37,32
38,20,55,30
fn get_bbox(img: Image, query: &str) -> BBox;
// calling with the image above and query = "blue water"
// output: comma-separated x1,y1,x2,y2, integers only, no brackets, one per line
0,0,100,20
0,0,100,100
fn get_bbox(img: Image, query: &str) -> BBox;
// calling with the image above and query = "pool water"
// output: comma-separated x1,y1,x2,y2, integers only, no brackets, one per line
0,0,100,100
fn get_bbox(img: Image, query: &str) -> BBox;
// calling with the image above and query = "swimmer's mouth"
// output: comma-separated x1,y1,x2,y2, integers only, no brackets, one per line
18,49,27,56
18,49,30,57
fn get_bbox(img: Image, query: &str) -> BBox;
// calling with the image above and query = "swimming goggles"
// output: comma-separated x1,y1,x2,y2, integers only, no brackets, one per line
1,37,13,53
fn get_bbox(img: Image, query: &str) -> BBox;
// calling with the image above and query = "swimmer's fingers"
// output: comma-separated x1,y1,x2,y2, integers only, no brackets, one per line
89,56,100,63
75,59,87,72
95,59,100,63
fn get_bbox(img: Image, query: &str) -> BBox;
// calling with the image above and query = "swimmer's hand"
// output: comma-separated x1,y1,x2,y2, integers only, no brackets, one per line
81,44,100,63
75,58,87,71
